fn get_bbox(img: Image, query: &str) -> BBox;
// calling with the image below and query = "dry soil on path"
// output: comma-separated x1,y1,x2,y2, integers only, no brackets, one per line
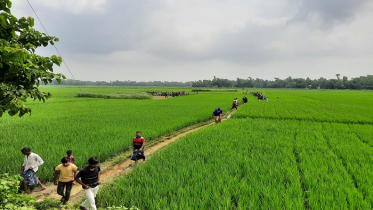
152,96,167,100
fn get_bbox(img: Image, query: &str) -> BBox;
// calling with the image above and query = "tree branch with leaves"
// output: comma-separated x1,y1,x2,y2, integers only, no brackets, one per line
0,0,65,117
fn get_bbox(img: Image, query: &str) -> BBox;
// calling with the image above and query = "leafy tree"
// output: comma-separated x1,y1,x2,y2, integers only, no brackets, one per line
0,0,64,117
212,78,232,87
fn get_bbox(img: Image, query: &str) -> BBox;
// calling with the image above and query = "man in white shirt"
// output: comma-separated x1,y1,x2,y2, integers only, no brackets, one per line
20,147,46,192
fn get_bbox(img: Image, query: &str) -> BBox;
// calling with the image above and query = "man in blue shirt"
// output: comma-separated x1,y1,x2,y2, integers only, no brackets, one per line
212,108,220,123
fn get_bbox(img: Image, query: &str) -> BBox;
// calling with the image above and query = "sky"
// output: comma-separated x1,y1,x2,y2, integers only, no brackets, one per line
10,0,373,82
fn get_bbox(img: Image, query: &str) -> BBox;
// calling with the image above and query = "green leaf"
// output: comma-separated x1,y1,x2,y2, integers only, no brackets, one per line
5,203,14,208
25,72,31,80
7,0,12,8
0,15,5,27
3,8,10,13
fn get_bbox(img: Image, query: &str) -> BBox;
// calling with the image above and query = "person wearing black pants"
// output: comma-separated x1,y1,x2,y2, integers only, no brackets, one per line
54,157,78,204
57,181,73,203
131,131,146,166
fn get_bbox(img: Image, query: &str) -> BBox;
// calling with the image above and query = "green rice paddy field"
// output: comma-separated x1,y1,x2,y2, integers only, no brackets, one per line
1,87,373,209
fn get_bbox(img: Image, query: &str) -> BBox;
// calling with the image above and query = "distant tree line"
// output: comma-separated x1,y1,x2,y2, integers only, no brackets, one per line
50,75,373,89
192,75,373,89
51,79,193,87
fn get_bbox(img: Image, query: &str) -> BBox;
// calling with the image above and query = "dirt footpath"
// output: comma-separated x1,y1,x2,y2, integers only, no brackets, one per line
152,96,168,100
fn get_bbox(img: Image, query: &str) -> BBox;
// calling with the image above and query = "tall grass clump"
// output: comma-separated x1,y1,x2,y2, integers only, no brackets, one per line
77,92,153,99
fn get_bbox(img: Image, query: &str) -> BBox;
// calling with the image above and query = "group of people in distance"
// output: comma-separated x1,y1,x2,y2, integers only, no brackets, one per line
212,96,248,123
251,91,270,101
147,91,189,98
214,92,275,123
19,131,147,210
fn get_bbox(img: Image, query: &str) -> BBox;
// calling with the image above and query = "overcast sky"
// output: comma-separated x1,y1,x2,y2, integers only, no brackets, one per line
11,0,373,82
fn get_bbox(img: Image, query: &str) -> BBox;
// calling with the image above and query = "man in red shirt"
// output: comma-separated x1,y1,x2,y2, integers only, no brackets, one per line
131,131,146,166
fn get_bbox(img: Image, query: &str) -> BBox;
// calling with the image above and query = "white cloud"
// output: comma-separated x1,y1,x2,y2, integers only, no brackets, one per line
10,0,373,81
14,0,106,15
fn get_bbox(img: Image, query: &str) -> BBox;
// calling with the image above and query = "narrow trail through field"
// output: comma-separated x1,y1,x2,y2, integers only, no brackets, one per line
152,96,168,100
31,108,237,205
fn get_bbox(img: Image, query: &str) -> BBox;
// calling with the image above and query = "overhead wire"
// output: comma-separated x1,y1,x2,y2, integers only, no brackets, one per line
26,0,101,117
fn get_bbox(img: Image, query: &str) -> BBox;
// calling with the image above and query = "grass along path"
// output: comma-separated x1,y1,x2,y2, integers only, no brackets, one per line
31,107,237,206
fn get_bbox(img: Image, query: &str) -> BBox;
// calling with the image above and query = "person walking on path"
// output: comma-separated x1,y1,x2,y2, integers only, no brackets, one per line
54,157,78,204
231,99,238,110
217,107,223,122
212,108,220,123
75,157,101,210
66,150,75,163
20,147,46,193
131,131,146,166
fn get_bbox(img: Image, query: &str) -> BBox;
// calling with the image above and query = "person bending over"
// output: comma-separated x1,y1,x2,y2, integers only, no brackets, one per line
217,106,223,122
212,108,220,123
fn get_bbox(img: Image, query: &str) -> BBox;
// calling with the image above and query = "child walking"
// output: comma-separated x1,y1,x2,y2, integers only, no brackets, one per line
66,150,75,163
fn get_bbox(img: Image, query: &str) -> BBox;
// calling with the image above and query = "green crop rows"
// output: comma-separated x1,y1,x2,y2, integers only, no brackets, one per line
234,89,373,124
2,87,373,209
95,89,373,209
97,119,373,209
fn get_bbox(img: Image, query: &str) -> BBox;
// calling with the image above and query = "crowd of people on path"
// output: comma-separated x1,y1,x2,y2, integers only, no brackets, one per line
212,91,280,122
19,131,147,210
147,91,189,98
250,91,269,101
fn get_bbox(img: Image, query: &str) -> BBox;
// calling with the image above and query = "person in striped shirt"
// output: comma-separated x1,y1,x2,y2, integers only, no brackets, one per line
131,131,146,166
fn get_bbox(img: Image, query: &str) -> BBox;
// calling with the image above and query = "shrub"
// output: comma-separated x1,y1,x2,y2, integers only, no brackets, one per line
77,92,152,99
0,174,36,210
